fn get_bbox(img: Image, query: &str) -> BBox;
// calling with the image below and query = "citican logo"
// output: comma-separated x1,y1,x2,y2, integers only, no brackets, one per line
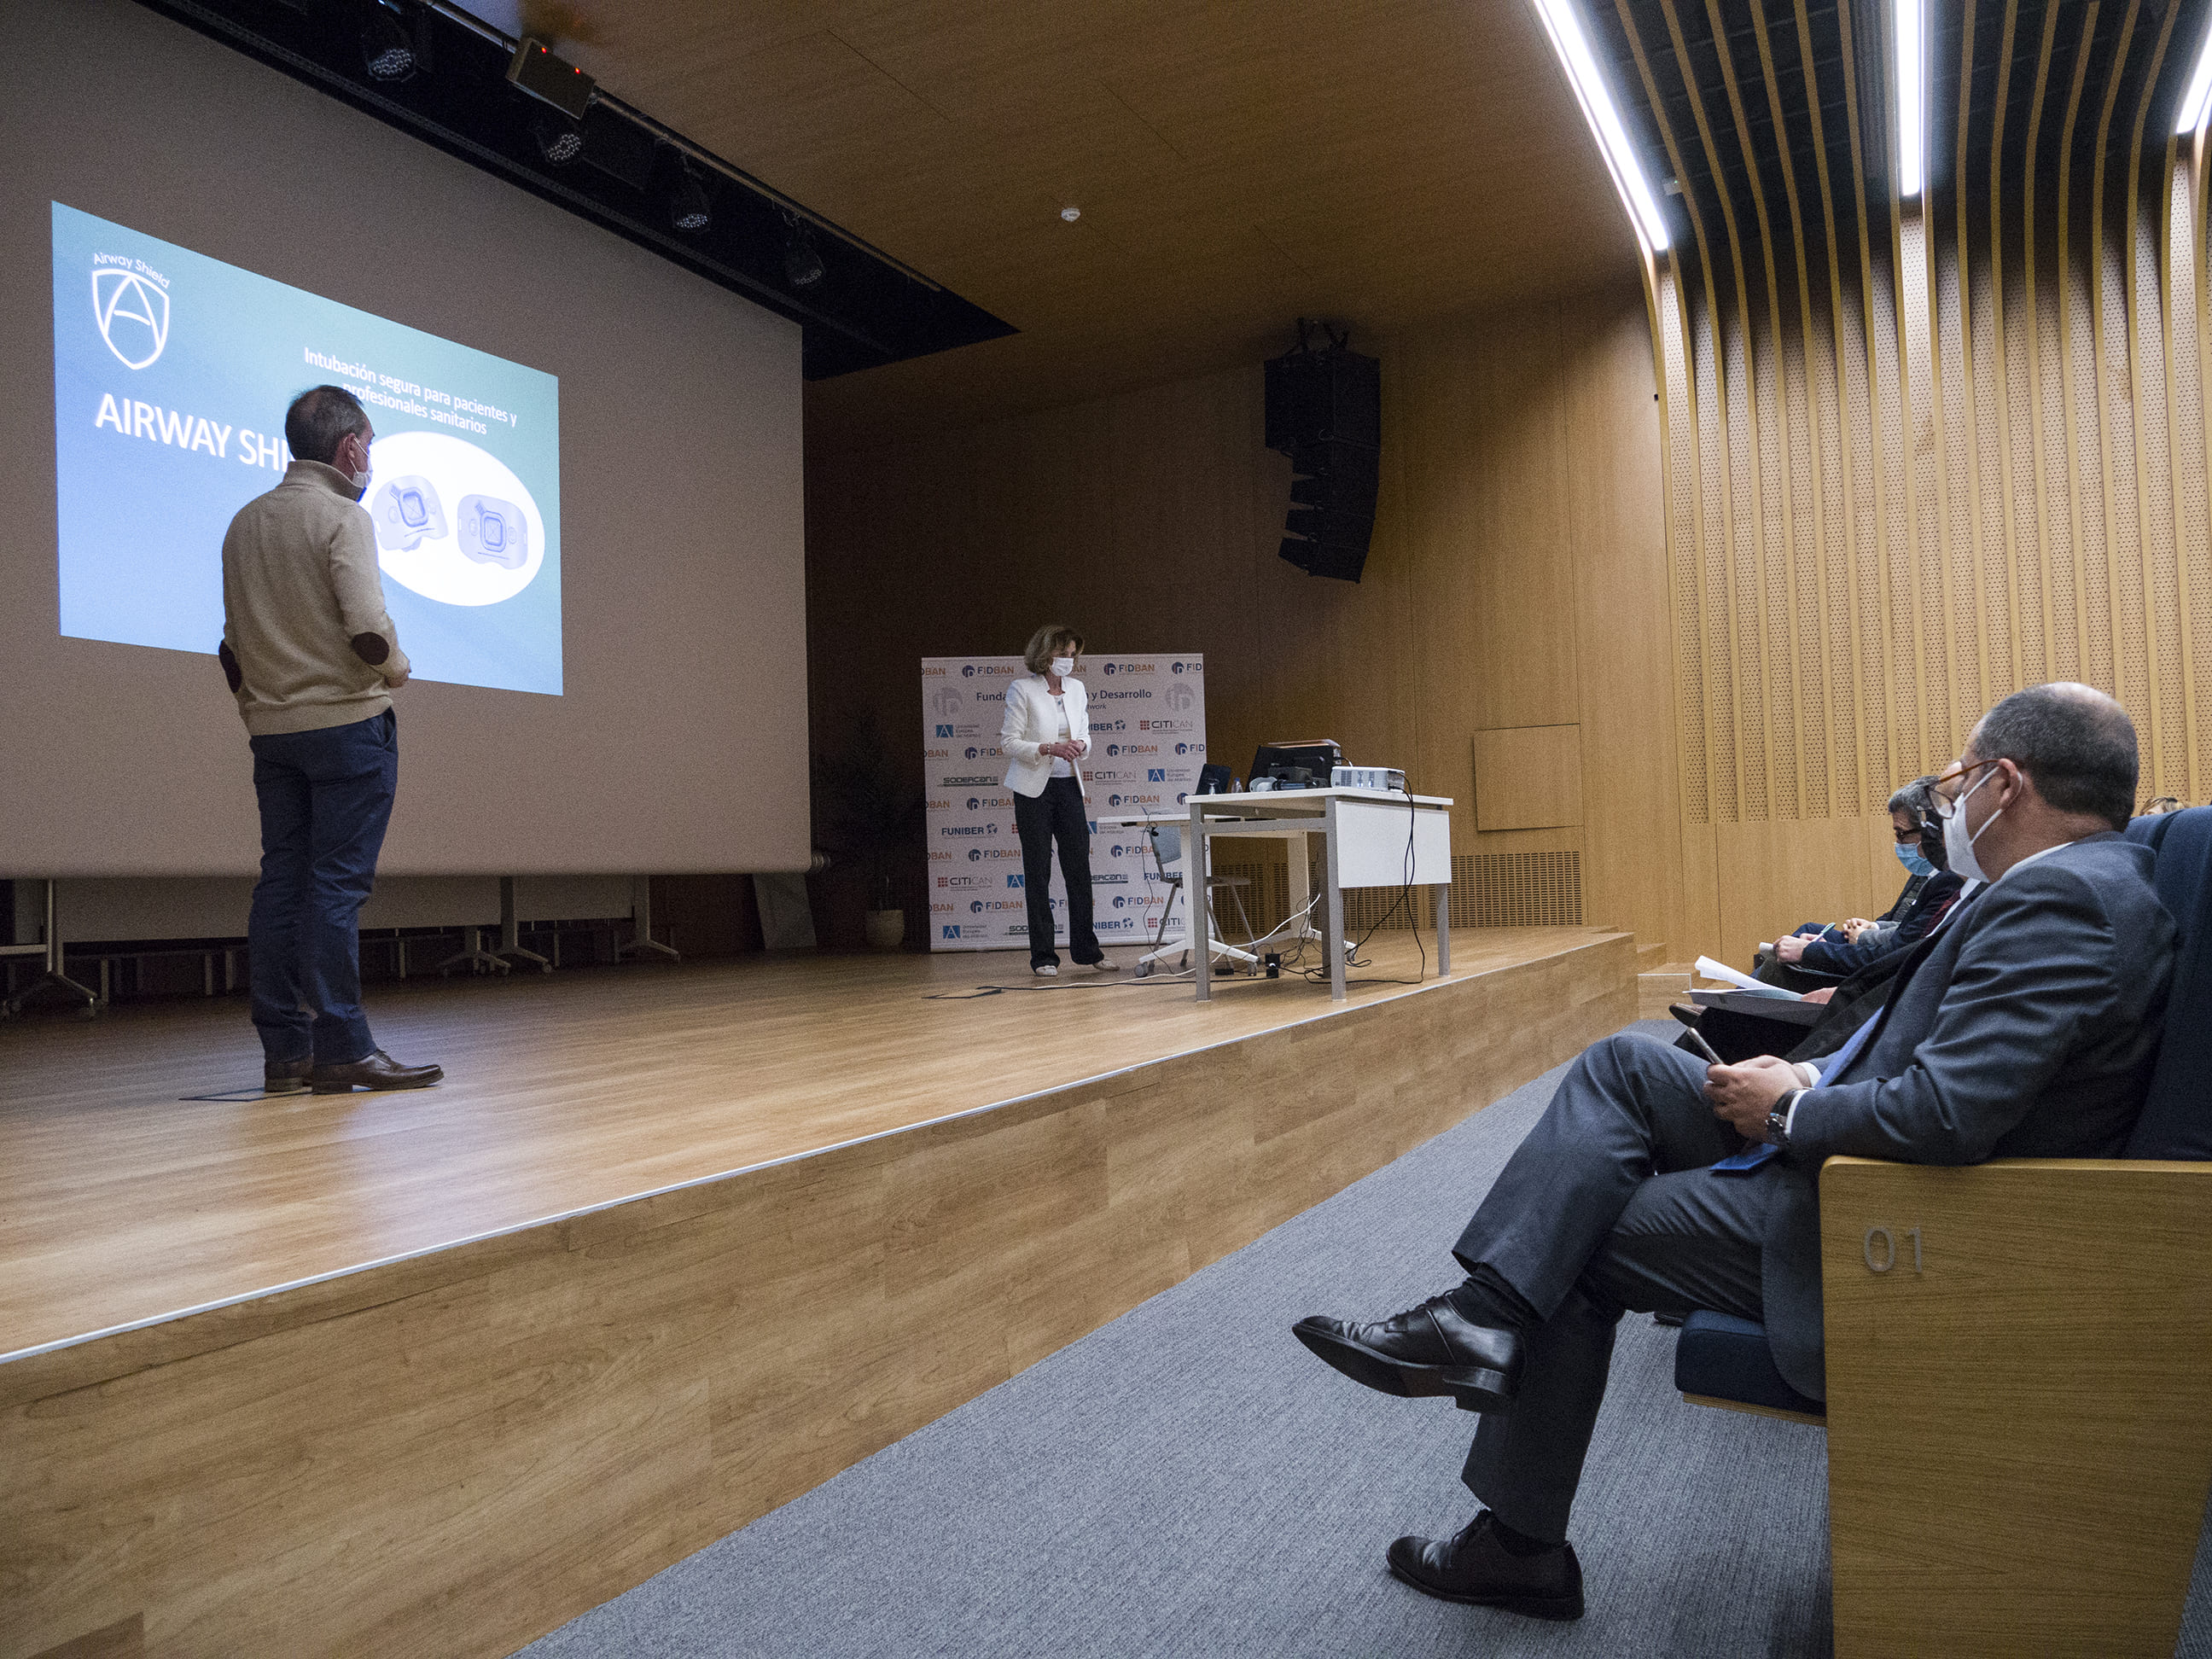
92,266,170,370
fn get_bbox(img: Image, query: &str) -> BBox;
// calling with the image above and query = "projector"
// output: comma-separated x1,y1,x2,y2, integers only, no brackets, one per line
1332,765,1406,792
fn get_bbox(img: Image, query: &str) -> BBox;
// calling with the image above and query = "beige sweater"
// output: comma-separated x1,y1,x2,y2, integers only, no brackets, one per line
221,461,410,736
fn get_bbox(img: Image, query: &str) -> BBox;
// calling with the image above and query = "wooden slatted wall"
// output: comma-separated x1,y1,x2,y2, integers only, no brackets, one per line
1616,0,2212,939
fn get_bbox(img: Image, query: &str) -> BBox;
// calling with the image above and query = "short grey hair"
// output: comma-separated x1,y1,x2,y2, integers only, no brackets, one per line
284,385,369,466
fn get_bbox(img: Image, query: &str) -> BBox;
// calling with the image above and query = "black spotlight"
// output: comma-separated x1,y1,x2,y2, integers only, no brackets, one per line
667,163,713,234
359,1,418,81
531,110,584,166
782,213,824,288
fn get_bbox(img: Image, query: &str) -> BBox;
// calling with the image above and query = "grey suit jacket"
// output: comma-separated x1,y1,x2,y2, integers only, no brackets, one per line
1759,832,2175,1399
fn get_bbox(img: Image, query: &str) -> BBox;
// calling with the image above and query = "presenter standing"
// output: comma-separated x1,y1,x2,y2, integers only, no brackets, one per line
1001,626,1114,978
218,385,441,1095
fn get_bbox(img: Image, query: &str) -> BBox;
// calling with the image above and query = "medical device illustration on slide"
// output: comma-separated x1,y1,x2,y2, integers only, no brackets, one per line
372,475,446,550
458,494,528,569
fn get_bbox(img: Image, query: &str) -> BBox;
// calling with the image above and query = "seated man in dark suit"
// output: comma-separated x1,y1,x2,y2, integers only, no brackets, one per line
1292,683,2176,1621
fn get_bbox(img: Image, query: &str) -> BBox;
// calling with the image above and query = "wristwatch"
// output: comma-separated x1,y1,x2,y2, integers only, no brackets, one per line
1767,1089,1802,1149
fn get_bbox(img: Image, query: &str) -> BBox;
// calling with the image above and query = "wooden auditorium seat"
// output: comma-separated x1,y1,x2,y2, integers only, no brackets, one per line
1675,806,2212,1657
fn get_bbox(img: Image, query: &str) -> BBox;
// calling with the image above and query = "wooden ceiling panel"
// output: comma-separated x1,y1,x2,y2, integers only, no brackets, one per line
536,0,1639,446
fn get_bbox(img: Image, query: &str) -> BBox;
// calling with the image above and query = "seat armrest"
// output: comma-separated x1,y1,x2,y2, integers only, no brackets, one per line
1818,1155,2212,1657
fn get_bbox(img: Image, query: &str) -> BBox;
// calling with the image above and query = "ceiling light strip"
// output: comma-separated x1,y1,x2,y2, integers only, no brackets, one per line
2177,12,2212,133
1528,0,1671,252
1895,0,1926,195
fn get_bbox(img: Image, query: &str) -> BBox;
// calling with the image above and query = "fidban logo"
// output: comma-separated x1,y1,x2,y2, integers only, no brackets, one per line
91,264,170,370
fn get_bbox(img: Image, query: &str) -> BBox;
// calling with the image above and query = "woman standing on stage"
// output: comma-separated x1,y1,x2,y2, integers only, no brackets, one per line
1001,624,1114,978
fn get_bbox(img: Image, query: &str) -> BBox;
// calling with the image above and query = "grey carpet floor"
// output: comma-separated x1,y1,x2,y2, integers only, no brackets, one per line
521,1022,2212,1659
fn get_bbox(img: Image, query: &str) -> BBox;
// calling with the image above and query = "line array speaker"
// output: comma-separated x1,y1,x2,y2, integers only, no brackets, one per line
1265,328,1380,582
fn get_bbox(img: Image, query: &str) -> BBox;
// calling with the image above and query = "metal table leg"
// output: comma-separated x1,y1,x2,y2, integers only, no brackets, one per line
0,880,100,1019
437,925,509,976
1436,876,1451,975
495,876,551,973
1326,798,1346,1001
617,876,682,963
1190,801,1211,1002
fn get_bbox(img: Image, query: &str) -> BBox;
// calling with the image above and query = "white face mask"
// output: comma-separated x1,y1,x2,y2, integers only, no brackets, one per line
341,437,371,499
1941,765,2003,884
1050,656,1074,678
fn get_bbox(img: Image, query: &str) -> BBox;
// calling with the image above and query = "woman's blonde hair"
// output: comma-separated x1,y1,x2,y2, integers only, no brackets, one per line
1022,624,1084,675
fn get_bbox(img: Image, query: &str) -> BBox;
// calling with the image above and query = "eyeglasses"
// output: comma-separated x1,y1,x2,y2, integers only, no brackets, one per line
1928,757,2008,819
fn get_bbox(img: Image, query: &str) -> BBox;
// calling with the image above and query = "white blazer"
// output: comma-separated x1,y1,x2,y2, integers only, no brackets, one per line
999,674,1090,800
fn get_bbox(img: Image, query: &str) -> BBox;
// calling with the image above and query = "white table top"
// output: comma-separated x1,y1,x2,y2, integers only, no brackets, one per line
1094,791,1452,831
1189,788,1453,819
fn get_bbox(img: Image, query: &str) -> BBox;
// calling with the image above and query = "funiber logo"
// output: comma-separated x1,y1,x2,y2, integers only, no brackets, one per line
92,259,170,370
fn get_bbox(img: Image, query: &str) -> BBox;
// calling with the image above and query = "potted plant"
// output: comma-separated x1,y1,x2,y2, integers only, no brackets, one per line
812,711,926,950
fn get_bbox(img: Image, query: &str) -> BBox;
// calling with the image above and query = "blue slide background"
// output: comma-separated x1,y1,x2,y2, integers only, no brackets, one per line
51,201,562,695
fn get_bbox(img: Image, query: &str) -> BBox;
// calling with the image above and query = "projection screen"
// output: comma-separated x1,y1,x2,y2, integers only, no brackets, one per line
0,0,808,877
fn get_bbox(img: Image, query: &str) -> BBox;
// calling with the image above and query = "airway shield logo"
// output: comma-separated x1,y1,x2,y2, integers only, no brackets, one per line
91,265,170,370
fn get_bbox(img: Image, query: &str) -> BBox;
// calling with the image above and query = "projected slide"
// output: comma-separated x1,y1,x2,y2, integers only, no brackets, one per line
51,201,562,695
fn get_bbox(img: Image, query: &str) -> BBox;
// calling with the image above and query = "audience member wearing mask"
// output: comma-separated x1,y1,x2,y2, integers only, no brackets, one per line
1762,777,1966,988
1288,684,2170,1621
1000,624,1115,978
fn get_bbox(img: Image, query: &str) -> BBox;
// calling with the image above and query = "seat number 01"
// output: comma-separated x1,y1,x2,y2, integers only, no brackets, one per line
1864,1225,1923,1274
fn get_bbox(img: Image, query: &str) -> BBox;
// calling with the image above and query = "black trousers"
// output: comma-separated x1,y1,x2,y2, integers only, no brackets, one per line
1449,1033,1775,1542
1013,777,1102,967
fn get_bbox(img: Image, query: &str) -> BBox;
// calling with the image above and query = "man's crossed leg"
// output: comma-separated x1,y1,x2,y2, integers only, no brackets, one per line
1293,1033,1776,1620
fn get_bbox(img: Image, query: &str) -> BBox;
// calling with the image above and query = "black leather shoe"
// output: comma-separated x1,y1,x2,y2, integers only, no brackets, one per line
310,1051,444,1094
1387,1513,1584,1620
264,1058,313,1095
1291,1293,1521,1412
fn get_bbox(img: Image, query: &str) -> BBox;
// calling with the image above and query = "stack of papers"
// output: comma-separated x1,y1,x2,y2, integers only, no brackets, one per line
1693,956,1803,1001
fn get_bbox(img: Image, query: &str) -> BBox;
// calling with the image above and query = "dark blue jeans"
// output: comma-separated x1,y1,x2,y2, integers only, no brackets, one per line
247,708,399,1065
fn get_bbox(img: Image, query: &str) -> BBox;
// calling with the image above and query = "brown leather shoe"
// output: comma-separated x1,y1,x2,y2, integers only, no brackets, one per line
1387,1512,1584,1620
263,1058,314,1094
310,1050,444,1094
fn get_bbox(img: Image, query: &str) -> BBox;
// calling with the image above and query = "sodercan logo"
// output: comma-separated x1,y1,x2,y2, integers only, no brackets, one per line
92,262,170,370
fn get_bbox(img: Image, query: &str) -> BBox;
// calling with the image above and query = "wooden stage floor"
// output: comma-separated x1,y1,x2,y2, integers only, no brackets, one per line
2,928,1633,1659
3,928,1602,1364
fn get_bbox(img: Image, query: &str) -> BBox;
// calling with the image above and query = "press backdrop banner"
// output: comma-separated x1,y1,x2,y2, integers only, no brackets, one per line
923,655,1208,952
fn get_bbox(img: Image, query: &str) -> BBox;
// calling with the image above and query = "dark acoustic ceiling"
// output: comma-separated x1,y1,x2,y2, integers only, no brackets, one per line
1594,0,2212,288
135,0,1015,380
